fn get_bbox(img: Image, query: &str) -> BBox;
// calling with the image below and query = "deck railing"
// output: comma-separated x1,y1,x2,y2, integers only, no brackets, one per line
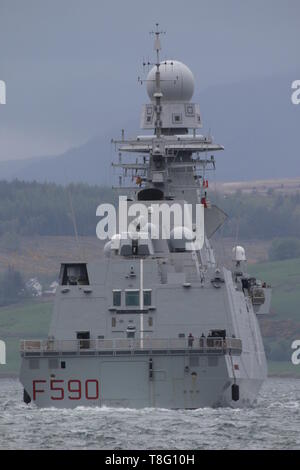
20,337,242,354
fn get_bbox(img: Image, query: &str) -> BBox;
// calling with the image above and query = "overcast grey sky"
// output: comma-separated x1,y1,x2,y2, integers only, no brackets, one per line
0,0,299,160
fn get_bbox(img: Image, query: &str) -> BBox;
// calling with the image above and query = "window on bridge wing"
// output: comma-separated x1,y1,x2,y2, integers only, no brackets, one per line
125,290,152,307
125,290,139,307
113,290,121,306
143,290,152,306
60,263,89,286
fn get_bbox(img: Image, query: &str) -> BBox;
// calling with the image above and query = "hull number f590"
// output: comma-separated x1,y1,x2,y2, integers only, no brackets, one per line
32,379,99,401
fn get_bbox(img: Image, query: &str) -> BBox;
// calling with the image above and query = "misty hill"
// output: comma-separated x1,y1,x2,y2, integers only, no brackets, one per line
0,74,298,184
0,137,113,186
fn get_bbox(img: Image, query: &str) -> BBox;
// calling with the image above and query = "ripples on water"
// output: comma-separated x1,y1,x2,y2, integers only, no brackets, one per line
0,378,299,449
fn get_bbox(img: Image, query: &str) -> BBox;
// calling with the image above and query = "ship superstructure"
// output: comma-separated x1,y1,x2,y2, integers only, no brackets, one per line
20,27,271,408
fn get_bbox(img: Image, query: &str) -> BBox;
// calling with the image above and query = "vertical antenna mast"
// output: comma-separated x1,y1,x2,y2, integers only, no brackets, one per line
150,23,165,139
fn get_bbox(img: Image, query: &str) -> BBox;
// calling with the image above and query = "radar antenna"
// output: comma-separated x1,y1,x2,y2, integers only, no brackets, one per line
137,24,167,139
149,23,165,138
137,24,180,140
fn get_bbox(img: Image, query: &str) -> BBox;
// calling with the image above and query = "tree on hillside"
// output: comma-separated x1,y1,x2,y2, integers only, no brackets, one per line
0,266,26,306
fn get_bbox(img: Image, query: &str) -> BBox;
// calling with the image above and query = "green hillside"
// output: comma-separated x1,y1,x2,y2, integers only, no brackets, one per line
248,258,300,376
0,300,52,376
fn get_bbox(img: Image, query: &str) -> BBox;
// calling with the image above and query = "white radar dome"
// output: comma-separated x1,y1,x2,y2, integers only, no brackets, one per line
232,246,246,262
146,60,195,102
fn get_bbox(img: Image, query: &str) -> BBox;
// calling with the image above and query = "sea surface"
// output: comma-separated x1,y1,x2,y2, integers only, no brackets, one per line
0,377,299,450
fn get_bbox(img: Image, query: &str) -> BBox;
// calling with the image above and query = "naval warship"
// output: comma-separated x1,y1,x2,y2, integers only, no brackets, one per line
20,27,271,408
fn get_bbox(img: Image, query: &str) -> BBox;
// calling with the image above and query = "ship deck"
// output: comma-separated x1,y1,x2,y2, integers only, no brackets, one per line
20,337,242,357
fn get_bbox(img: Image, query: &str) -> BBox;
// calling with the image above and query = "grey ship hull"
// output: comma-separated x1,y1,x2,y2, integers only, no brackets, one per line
20,352,265,409
19,266,267,409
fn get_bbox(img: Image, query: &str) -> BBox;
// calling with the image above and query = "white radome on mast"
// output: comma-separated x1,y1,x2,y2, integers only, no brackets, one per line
147,60,195,102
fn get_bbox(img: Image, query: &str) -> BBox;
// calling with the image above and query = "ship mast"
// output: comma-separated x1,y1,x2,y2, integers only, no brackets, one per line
151,23,164,139
111,25,224,204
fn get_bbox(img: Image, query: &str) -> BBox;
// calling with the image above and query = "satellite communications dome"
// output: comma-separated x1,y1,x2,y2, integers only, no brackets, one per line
146,60,195,102
232,246,246,262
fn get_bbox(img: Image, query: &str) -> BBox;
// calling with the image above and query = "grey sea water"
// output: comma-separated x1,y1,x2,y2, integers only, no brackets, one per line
0,377,299,450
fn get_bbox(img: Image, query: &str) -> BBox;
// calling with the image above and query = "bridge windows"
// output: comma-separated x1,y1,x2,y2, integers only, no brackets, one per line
124,289,152,307
143,289,152,306
111,289,153,309
113,290,121,306
125,290,139,307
